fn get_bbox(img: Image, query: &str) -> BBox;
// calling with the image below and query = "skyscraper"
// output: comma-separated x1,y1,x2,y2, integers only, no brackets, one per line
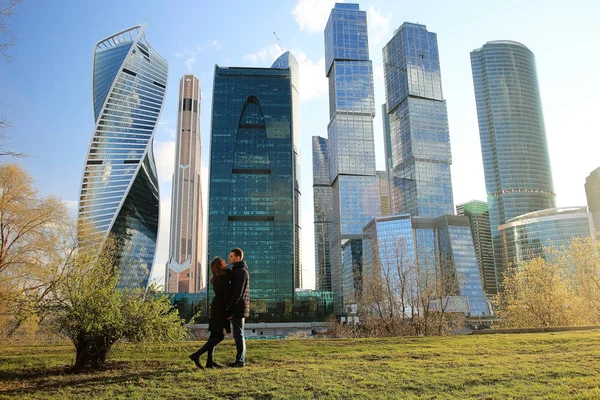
585,167,600,234
312,136,333,291
471,41,556,290
166,75,203,293
78,25,167,289
456,200,495,296
272,52,303,291
325,3,381,312
382,23,454,218
206,52,300,321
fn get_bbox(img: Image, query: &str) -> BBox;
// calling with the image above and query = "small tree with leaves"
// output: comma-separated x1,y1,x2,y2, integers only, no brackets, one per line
52,240,186,371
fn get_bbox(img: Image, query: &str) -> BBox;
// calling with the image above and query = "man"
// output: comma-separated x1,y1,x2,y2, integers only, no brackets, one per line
226,247,250,367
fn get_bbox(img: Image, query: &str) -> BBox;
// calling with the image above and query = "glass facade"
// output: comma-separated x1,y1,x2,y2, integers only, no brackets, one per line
312,136,333,291
498,207,595,266
79,25,167,290
293,290,335,322
207,55,300,321
456,201,495,296
585,167,600,235
273,52,303,289
377,170,391,216
471,41,556,290
341,239,363,305
166,75,204,293
362,214,490,316
382,23,454,218
325,3,381,313
435,216,489,316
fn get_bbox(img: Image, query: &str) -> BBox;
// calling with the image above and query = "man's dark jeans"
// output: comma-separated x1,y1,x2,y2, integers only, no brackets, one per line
231,317,246,363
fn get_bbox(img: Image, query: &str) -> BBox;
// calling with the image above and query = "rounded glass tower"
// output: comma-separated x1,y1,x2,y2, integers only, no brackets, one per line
470,41,556,292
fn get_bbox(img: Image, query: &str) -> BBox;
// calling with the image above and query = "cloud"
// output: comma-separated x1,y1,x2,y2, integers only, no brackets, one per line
63,200,78,216
292,0,339,33
244,45,327,103
367,5,393,46
373,63,384,80
175,40,220,71
154,140,175,182
198,40,221,51
184,57,196,71
297,54,327,102
244,44,285,66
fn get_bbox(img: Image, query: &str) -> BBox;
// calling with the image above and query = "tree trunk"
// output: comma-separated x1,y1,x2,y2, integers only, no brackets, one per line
72,332,114,371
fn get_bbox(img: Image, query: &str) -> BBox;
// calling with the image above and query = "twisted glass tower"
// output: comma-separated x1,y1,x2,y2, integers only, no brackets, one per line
471,41,555,291
78,25,168,289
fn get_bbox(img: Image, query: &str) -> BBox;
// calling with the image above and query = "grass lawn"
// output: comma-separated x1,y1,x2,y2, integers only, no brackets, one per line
1,330,600,399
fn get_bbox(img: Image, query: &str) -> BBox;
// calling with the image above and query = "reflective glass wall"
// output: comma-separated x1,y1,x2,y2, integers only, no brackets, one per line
324,3,381,313
498,207,594,266
312,136,333,291
207,61,299,321
362,214,490,316
456,201,495,296
79,26,167,289
382,23,454,218
471,41,556,290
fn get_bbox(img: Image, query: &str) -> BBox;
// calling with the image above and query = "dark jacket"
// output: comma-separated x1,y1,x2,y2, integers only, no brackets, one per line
209,269,231,334
226,261,250,318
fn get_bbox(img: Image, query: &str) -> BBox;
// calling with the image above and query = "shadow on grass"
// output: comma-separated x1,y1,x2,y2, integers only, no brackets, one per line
0,360,185,396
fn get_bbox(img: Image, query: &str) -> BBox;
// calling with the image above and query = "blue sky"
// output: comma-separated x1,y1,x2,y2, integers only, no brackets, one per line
1,0,599,289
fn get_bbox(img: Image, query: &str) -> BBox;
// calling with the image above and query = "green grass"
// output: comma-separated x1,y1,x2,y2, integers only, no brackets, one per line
2,330,600,399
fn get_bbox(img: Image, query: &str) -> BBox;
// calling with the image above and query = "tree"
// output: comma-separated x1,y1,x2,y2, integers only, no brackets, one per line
0,0,26,158
556,236,600,323
0,163,70,338
495,253,592,328
52,239,186,371
358,237,463,337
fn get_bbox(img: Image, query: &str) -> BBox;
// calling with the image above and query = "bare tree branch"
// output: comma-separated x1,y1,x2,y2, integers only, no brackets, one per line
0,0,22,62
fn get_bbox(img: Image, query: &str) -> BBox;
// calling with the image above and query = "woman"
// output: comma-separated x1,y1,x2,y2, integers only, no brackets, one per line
189,256,231,369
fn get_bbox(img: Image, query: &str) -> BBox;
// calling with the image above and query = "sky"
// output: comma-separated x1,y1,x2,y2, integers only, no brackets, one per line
1,0,599,290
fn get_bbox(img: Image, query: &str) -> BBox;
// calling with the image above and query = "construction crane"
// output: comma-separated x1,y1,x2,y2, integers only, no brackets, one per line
273,31,284,52
273,31,308,65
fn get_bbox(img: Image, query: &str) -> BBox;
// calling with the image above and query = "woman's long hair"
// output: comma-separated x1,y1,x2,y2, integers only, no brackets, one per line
210,257,225,284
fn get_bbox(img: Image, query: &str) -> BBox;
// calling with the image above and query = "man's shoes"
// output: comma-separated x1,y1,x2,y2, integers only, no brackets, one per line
189,354,204,369
227,361,245,368
206,361,224,369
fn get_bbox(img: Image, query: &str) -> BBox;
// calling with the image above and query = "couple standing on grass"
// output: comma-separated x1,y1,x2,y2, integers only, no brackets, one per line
189,248,250,369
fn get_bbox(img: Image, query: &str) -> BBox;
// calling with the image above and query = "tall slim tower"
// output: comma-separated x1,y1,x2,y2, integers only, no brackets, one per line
166,75,203,293
78,25,167,290
325,3,381,312
471,41,555,290
312,136,333,291
382,23,454,218
206,52,300,321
